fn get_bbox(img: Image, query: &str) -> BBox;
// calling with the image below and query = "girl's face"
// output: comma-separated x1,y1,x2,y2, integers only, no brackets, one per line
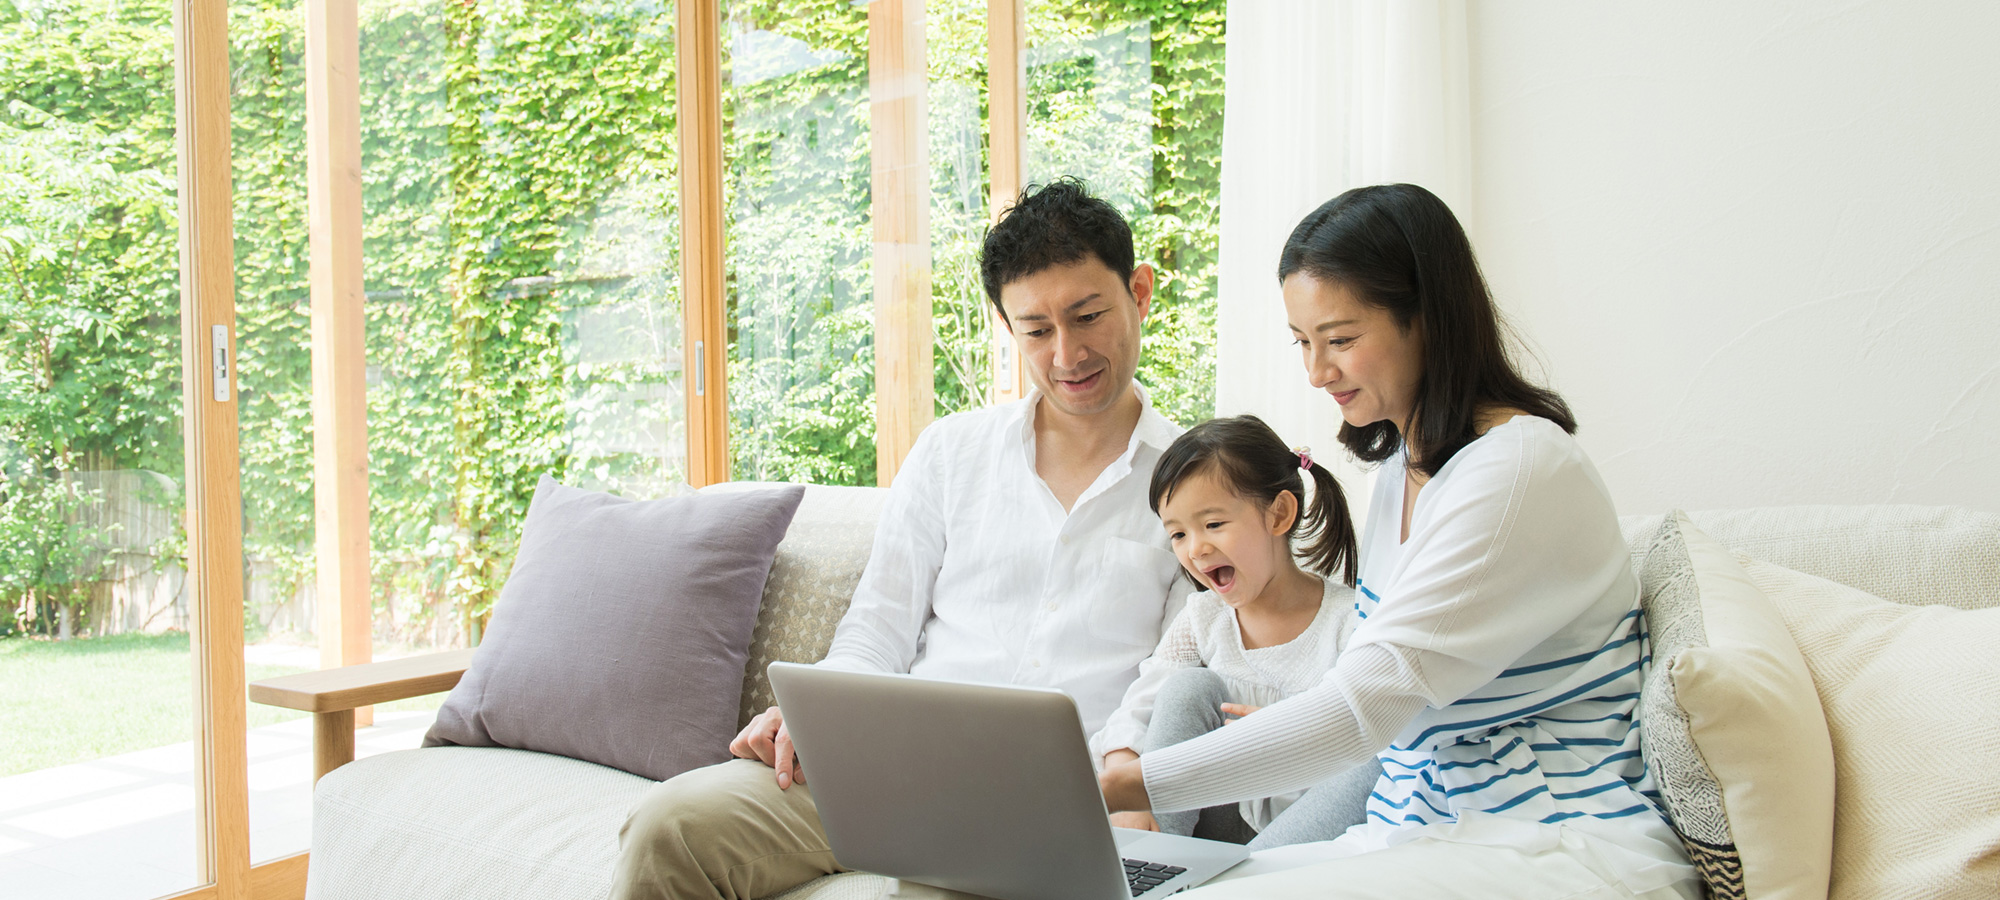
1158,467,1297,610
1282,273,1424,431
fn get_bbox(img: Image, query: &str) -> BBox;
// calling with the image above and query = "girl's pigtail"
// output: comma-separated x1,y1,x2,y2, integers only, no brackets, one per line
1298,462,1358,587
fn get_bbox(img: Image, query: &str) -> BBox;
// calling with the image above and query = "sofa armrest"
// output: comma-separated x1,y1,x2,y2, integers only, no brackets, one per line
248,648,475,781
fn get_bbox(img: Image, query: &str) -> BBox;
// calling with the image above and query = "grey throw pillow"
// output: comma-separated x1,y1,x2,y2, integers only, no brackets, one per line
423,477,805,782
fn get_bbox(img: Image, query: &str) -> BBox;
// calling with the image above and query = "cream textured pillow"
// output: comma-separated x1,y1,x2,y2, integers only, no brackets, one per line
1636,512,1835,900
1741,556,2000,900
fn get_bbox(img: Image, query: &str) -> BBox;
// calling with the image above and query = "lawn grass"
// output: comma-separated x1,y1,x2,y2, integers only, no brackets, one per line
0,632,443,777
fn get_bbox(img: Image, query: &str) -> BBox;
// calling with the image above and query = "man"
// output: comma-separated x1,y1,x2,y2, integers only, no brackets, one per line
612,179,1192,900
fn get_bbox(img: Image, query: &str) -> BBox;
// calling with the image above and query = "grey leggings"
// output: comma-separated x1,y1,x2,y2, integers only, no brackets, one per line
1139,667,1380,850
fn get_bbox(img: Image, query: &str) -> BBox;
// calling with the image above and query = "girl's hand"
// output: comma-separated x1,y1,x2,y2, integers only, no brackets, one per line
1219,702,1262,724
1099,758,1151,813
1110,811,1160,832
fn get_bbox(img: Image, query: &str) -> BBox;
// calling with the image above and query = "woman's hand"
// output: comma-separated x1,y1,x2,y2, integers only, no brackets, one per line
1219,702,1262,723
1098,757,1151,813
1110,811,1160,832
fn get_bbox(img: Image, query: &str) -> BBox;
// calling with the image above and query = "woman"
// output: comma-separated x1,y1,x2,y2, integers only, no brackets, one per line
1098,184,1699,899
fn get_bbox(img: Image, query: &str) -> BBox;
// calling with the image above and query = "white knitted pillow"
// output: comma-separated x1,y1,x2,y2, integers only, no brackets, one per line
1742,556,2000,899
1636,512,1835,900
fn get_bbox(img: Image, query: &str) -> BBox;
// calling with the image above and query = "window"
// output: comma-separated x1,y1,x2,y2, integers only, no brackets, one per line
1024,0,1225,426
0,1,1225,896
0,2,201,896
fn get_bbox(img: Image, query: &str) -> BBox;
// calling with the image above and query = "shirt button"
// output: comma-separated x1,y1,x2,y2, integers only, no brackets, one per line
1059,536,1070,545
1031,659,1042,667
1045,603,1057,612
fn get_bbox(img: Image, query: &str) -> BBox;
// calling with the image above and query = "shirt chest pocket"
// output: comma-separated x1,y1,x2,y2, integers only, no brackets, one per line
1083,537,1179,647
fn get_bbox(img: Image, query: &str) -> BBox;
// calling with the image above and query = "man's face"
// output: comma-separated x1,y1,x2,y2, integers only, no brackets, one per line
998,257,1153,421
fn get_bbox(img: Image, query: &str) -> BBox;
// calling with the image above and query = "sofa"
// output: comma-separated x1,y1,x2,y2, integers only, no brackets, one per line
276,486,2000,900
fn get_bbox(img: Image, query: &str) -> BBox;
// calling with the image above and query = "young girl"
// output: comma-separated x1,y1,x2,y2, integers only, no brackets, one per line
1090,414,1375,848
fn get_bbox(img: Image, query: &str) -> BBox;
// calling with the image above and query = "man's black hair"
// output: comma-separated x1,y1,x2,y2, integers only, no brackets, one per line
979,177,1136,320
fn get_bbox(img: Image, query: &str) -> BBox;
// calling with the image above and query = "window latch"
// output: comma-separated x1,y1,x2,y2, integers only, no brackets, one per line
211,325,231,402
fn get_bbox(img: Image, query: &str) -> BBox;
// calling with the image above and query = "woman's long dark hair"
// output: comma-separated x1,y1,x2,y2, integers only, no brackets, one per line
1277,184,1575,477
1148,415,1358,588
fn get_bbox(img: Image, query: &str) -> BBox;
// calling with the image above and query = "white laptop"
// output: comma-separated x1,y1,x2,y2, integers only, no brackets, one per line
768,662,1250,900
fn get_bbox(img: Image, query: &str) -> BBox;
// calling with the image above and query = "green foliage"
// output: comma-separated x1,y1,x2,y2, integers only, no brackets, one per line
438,0,682,620
1020,0,1226,427
0,1,181,636
719,2,876,485
0,0,1224,641
929,0,997,418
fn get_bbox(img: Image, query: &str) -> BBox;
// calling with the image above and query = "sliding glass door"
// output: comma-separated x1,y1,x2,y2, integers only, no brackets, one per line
0,3,203,897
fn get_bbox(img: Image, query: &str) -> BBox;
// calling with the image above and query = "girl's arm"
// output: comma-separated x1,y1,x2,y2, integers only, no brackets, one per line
1088,597,1208,766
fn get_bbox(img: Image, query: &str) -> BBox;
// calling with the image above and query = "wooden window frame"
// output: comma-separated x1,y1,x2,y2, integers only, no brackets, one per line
869,0,935,485
170,0,255,896
987,0,1027,403
158,0,1023,895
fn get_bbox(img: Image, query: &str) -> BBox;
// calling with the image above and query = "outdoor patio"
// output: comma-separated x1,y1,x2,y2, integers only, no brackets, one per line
0,708,438,900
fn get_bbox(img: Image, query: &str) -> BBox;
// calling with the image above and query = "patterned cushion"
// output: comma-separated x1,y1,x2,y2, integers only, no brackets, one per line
734,485,888,729
1635,512,1835,900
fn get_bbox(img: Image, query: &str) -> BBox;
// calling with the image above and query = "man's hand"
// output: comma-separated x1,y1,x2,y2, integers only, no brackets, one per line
1098,757,1150,813
729,705,805,789
1110,811,1160,832
1218,702,1262,724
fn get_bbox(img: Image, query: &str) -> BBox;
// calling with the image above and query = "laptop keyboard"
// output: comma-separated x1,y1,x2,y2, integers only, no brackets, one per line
1123,858,1188,895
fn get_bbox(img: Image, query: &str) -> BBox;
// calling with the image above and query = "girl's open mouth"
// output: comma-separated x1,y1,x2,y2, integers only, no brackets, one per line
1205,565,1236,592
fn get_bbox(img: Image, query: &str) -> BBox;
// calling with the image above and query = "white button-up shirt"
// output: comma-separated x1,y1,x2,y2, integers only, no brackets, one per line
818,388,1193,735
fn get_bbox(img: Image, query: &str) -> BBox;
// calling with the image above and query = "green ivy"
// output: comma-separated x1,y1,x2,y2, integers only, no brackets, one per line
0,0,1224,641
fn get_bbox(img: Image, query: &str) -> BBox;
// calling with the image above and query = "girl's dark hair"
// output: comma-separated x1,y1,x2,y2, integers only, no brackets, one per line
1147,415,1358,588
1276,183,1575,477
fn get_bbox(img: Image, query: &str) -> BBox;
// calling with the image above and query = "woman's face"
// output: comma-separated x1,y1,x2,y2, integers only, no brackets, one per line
1282,273,1423,430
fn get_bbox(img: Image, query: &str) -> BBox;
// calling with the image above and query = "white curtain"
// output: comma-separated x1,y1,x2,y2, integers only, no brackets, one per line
1214,0,1471,525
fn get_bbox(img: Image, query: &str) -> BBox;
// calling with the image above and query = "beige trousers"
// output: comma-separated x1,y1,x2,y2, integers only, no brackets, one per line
612,758,846,900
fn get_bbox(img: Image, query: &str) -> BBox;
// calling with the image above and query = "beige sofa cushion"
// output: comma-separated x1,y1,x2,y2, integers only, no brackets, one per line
1636,512,1835,900
307,747,651,900
1744,556,2000,900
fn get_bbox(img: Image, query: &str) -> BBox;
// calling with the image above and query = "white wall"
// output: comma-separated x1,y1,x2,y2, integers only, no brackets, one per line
1466,2,2000,516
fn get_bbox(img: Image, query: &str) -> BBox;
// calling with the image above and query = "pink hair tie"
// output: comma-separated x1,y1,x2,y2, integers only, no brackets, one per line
1295,446,1313,470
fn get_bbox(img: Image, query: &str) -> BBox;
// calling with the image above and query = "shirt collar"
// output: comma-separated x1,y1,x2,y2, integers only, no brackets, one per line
1012,381,1187,471
1127,382,1185,455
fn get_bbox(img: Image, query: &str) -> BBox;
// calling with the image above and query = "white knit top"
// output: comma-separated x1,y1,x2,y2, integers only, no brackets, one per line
1137,417,1692,891
1089,578,1358,829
